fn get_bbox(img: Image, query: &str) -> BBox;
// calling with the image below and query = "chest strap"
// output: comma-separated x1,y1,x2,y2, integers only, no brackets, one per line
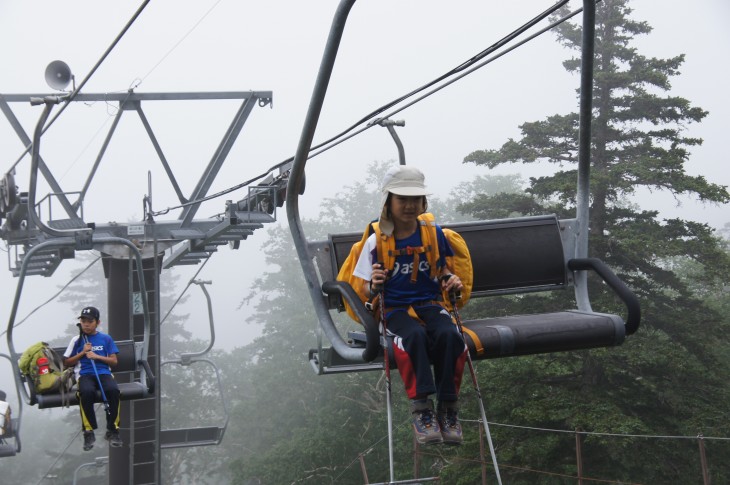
389,245,431,283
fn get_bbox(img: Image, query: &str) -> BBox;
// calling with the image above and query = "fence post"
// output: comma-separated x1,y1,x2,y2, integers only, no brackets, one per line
414,433,420,479
479,421,488,484
359,453,369,484
698,434,710,485
576,428,584,485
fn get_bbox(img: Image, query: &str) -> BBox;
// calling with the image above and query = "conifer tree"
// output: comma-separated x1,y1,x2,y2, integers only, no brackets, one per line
460,1,730,482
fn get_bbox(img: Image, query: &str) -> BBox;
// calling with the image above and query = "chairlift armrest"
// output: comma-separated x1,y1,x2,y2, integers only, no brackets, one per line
568,258,641,335
137,359,156,394
320,280,380,362
14,419,21,453
19,372,36,406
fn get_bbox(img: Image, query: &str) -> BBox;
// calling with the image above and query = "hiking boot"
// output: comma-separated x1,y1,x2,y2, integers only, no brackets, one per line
105,430,123,448
411,399,443,445
437,401,463,446
83,431,95,451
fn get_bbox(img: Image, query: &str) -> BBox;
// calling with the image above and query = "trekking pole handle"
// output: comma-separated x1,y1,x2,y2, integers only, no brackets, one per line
370,262,387,296
440,274,461,302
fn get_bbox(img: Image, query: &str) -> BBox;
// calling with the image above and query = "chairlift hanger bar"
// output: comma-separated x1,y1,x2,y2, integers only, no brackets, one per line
159,282,230,449
288,0,378,364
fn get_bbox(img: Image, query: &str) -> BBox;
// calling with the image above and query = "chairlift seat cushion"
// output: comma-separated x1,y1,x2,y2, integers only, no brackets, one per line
160,426,224,449
0,443,16,457
348,310,624,366
461,310,625,358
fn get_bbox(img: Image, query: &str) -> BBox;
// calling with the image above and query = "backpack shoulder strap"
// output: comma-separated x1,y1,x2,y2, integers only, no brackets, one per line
43,345,64,372
375,213,440,276
418,213,440,279
373,222,396,271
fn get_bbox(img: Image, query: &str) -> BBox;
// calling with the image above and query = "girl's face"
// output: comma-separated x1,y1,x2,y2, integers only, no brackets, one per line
388,194,425,228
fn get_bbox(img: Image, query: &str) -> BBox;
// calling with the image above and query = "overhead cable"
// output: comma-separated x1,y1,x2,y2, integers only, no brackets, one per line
150,0,574,216
0,255,102,339
10,0,152,171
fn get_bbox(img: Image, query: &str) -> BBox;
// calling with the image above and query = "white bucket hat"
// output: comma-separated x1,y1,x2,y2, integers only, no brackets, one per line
378,166,429,235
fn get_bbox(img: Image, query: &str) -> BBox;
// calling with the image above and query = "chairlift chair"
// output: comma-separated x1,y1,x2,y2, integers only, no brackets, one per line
285,1,639,483
6,238,156,409
287,0,639,376
159,280,229,449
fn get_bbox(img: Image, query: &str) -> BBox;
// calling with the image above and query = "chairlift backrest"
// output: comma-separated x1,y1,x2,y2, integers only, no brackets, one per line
324,215,572,301
453,216,567,295
320,215,575,313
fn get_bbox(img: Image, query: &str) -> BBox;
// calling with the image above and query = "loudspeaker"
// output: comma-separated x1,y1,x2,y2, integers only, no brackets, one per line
44,60,73,91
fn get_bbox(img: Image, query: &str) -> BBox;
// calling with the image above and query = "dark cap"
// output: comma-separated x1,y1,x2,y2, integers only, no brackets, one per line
78,306,100,320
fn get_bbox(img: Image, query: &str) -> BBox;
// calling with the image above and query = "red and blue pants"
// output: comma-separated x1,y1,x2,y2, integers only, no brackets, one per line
385,304,467,401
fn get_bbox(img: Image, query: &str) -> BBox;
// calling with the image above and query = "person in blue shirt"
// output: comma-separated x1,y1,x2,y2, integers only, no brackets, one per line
63,306,122,451
353,166,467,446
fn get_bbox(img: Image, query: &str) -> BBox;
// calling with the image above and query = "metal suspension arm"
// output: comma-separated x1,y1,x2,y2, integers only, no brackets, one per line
574,0,596,312
286,0,380,364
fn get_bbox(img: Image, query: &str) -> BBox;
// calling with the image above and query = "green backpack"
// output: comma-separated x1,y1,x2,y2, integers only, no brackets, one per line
18,342,75,399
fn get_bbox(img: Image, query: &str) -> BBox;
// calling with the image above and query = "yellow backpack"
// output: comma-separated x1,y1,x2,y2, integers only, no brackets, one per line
441,227,473,312
336,213,473,322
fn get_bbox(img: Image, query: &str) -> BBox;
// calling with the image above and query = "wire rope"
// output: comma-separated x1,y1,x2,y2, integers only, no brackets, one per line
10,0,152,172
0,255,102,340
334,416,725,484
56,116,114,183
159,257,211,326
31,403,157,485
331,417,411,484
33,403,105,485
416,450,646,485
54,0,224,186
150,0,576,217
466,419,730,441
135,0,225,87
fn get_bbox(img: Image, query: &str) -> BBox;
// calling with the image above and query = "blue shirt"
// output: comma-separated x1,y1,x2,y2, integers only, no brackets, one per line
64,332,119,377
354,225,453,307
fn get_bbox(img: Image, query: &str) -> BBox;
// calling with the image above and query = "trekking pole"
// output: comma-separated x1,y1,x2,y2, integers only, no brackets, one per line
373,274,396,483
447,286,503,485
78,325,110,416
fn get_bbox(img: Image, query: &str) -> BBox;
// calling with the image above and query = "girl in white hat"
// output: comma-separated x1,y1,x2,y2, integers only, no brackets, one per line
353,165,467,445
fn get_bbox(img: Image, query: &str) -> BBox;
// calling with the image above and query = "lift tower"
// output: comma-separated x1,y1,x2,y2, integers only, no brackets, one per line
2,89,288,484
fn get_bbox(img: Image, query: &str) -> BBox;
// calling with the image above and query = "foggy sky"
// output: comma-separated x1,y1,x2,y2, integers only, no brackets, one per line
1,0,728,359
